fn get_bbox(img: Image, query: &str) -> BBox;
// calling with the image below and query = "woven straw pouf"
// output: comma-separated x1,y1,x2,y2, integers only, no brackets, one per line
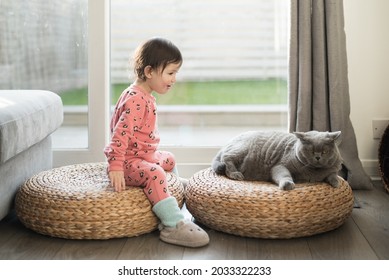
185,168,354,239
15,162,184,240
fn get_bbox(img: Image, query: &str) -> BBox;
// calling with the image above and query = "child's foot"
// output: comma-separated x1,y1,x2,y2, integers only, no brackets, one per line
159,220,209,247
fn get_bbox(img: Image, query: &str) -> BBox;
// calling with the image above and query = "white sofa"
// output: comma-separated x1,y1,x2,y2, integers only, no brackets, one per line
0,90,63,220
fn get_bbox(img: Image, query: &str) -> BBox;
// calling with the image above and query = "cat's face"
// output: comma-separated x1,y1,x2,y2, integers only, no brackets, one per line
294,131,341,168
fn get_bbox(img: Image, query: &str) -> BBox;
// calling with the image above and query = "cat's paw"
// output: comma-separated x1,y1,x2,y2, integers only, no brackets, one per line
327,176,340,188
228,171,244,181
279,180,295,190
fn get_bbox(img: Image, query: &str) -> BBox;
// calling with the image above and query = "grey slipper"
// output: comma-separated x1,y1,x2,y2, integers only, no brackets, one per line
159,220,209,248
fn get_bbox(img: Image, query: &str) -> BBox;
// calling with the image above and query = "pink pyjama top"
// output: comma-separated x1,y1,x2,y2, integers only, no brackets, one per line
104,84,160,172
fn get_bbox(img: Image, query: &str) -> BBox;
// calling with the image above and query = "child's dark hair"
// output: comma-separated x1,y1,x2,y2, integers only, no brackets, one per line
133,38,182,81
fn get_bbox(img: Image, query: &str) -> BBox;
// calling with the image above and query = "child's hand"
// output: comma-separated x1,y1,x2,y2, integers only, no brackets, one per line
109,171,126,192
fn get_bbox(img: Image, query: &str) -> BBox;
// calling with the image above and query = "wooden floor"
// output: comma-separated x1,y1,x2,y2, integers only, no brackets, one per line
0,181,388,260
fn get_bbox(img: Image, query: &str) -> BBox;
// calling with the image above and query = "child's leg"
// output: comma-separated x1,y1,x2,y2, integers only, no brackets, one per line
124,159,185,225
124,157,209,247
154,151,175,172
155,151,189,188
123,159,171,205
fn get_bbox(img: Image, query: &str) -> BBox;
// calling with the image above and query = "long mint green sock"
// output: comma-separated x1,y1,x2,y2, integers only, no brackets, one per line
152,196,184,227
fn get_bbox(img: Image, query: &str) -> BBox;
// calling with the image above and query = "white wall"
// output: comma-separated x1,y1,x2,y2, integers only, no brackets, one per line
344,0,389,177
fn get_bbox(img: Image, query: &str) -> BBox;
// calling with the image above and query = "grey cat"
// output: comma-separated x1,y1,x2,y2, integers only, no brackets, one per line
212,130,342,190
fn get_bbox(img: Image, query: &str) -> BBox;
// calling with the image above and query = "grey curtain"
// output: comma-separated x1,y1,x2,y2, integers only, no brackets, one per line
288,0,372,189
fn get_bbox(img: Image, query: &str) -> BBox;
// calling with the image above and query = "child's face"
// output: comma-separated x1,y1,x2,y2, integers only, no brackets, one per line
147,62,181,94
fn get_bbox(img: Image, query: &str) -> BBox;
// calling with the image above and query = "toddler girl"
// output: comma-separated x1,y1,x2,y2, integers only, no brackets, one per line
104,38,209,247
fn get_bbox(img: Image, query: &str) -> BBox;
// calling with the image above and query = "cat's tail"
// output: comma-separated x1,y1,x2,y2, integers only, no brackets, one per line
211,151,226,175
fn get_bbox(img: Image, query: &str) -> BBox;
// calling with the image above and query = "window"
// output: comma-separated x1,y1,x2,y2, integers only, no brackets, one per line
110,0,289,148
0,0,89,149
1,0,289,175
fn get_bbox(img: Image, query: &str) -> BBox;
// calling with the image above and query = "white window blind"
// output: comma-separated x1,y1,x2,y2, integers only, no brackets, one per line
111,0,289,83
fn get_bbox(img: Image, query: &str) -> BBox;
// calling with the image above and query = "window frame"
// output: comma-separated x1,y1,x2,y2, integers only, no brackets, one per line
53,0,217,176
53,0,287,178
53,0,110,167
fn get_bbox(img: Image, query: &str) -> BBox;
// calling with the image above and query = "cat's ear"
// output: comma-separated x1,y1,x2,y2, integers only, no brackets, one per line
328,131,342,145
293,132,309,143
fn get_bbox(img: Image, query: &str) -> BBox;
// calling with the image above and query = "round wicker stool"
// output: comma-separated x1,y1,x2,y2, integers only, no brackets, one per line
185,168,354,239
15,162,184,239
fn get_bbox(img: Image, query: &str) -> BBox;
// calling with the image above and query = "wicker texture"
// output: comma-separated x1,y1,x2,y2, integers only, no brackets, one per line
15,162,184,240
379,124,389,193
186,168,354,239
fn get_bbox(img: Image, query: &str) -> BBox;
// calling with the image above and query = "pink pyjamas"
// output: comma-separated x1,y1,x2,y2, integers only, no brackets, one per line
122,151,175,205
104,84,175,205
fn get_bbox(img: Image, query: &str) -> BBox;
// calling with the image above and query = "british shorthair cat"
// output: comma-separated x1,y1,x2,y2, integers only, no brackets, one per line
212,130,342,190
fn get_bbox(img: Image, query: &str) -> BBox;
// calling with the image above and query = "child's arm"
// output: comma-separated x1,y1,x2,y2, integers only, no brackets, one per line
106,100,143,169
105,96,146,191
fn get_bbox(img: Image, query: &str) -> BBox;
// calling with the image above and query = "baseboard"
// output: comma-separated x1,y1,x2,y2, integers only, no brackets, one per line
362,159,380,180
176,163,210,179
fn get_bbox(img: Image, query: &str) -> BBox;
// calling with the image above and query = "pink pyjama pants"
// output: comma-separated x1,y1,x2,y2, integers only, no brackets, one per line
123,151,175,205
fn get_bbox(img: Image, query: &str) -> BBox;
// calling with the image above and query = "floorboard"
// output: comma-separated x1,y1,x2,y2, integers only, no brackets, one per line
118,231,185,260
0,228,66,260
53,238,127,260
307,218,378,259
183,228,248,260
245,238,312,260
351,183,389,259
